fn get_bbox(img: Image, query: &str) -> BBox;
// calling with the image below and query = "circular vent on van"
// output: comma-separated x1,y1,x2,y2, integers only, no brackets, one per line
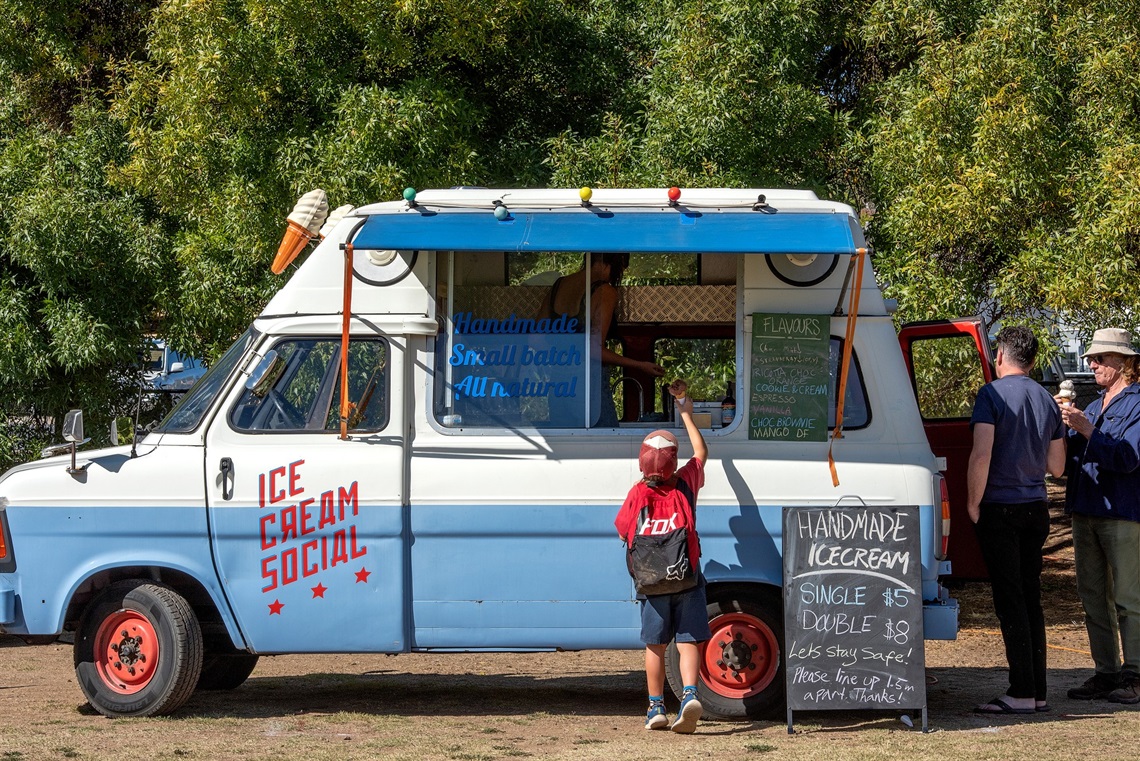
764,253,838,287
352,249,418,287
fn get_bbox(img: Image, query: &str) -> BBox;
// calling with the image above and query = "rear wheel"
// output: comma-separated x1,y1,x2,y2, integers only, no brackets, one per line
74,580,203,717
666,586,784,720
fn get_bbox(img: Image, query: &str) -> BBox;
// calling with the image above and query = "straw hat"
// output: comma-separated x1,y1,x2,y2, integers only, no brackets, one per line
1082,327,1138,357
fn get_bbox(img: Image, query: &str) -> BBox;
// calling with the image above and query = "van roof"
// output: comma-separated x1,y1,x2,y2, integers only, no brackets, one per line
349,187,863,255
354,186,830,213
260,188,873,321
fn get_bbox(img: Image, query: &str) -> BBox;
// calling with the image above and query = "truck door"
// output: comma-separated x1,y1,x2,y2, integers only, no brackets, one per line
898,318,994,579
204,334,408,652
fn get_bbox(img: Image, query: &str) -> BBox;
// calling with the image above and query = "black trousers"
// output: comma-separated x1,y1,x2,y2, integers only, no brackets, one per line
974,501,1051,700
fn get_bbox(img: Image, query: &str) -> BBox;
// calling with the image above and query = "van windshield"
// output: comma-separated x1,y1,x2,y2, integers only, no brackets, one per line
154,328,259,434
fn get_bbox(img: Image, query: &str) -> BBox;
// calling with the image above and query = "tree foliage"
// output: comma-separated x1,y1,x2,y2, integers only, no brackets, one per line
860,0,1140,342
0,1,166,465
546,0,848,189
3,0,1140,471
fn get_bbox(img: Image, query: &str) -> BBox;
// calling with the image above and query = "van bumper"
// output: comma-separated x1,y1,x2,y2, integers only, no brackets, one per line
922,595,959,640
0,583,14,625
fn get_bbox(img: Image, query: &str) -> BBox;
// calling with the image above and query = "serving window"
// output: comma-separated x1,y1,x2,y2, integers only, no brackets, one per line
431,251,869,433
432,251,736,430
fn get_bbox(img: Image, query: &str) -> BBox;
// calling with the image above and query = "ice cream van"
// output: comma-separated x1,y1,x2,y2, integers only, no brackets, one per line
0,187,994,719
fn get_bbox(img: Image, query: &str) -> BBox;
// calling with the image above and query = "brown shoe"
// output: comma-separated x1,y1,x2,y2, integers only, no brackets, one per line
1067,673,1118,700
1107,672,1140,705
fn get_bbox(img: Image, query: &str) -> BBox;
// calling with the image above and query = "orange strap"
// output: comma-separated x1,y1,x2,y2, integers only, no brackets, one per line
828,249,867,486
339,244,354,440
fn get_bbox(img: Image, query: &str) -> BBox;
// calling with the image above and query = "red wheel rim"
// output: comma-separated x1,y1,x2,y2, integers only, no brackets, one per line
93,609,159,694
701,612,780,698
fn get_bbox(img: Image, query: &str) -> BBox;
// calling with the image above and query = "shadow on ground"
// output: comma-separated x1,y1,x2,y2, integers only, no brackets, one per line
144,663,1133,733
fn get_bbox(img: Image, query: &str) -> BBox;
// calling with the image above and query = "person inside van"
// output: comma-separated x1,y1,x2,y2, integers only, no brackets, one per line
615,379,709,733
968,326,1066,715
539,253,664,425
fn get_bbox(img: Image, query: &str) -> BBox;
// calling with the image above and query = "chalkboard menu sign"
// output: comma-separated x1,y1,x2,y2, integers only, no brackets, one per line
749,313,830,441
782,505,927,727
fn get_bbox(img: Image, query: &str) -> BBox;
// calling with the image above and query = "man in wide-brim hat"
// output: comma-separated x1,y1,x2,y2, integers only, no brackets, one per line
1058,327,1140,705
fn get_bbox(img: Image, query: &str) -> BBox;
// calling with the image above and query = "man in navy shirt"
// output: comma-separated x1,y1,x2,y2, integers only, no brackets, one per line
968,326,1066,714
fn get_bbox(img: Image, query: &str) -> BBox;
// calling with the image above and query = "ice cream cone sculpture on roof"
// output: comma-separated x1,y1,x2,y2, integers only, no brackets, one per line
320,204,355,239
271,189,329,274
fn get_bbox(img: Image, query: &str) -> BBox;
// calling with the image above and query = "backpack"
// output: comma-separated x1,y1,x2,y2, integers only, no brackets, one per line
625,479,698,596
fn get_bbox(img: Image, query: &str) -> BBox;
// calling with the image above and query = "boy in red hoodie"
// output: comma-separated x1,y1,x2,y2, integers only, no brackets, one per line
614,379,710,733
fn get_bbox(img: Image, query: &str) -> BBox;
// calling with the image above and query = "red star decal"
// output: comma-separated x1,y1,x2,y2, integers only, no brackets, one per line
311,583,327,598
355,567,371,583
268,599,284,615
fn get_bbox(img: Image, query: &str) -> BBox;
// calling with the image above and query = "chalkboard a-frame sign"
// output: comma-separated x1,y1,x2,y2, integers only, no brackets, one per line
782,505,928,732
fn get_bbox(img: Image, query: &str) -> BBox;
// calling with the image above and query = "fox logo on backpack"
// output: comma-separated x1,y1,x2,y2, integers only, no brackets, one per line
625,486,698,595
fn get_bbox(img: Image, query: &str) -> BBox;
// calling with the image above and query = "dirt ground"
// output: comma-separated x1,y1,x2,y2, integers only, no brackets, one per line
2,488,1137,761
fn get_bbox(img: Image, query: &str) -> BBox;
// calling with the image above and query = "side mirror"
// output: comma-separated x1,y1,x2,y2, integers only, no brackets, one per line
245,350,284,398
54,409,90,475
169,362,185,374
62,410,84,443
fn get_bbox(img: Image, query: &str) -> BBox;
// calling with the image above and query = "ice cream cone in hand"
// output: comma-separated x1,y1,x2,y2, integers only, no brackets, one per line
1058,379,1076,407
669,379,692,413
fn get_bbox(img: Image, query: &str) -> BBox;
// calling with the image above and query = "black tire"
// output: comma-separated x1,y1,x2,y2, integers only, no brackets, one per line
196,652,259,691
665,585,785,720
74,580,203,717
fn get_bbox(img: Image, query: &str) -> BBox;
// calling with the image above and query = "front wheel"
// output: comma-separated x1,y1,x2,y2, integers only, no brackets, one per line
665,586,785,720
74,580,203,717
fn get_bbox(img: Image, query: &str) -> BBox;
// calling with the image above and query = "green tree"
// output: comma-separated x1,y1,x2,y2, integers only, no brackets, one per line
858,0,1140,342
0,0,168,469
545,0,848,190
5,0,1140,475
111,0,638,356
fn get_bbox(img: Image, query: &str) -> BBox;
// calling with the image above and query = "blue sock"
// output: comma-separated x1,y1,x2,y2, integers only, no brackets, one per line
648,694,664,703
683,685,697,693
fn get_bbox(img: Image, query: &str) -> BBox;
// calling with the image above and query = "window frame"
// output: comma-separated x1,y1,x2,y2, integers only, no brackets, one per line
428,251,874,436
227,335,391,435
154,327,259,435
827,337,872,431
907,334,987,423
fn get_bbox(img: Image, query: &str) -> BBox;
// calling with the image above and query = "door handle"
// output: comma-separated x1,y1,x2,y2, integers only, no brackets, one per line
219,457,234,501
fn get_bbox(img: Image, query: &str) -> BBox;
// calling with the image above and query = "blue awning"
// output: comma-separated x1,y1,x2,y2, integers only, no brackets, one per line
351,209,859,255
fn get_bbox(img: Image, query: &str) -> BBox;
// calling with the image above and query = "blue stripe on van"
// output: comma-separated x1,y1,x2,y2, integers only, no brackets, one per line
408,502,784,650
353,210,858,255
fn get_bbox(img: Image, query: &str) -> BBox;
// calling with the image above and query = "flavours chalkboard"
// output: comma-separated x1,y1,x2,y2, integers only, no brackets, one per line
782,505,927,729
749,314,830,441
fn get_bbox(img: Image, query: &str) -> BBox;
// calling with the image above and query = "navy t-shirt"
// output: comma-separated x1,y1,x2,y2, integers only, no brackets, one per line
970,374,1064,503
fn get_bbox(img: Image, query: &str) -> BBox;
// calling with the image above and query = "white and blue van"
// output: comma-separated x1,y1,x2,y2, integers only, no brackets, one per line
0,187,990,718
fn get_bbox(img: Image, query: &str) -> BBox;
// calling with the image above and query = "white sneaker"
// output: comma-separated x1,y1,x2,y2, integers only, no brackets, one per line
670,689,702,733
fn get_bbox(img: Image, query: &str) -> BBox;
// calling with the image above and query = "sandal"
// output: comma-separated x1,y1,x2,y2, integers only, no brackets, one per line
973,696,1035,715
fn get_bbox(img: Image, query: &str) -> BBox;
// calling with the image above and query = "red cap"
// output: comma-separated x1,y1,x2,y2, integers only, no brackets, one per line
639,429,679,481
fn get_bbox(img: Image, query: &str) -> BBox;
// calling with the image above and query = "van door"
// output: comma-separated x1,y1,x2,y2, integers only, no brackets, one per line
204,334,408,652
898,318,994,579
